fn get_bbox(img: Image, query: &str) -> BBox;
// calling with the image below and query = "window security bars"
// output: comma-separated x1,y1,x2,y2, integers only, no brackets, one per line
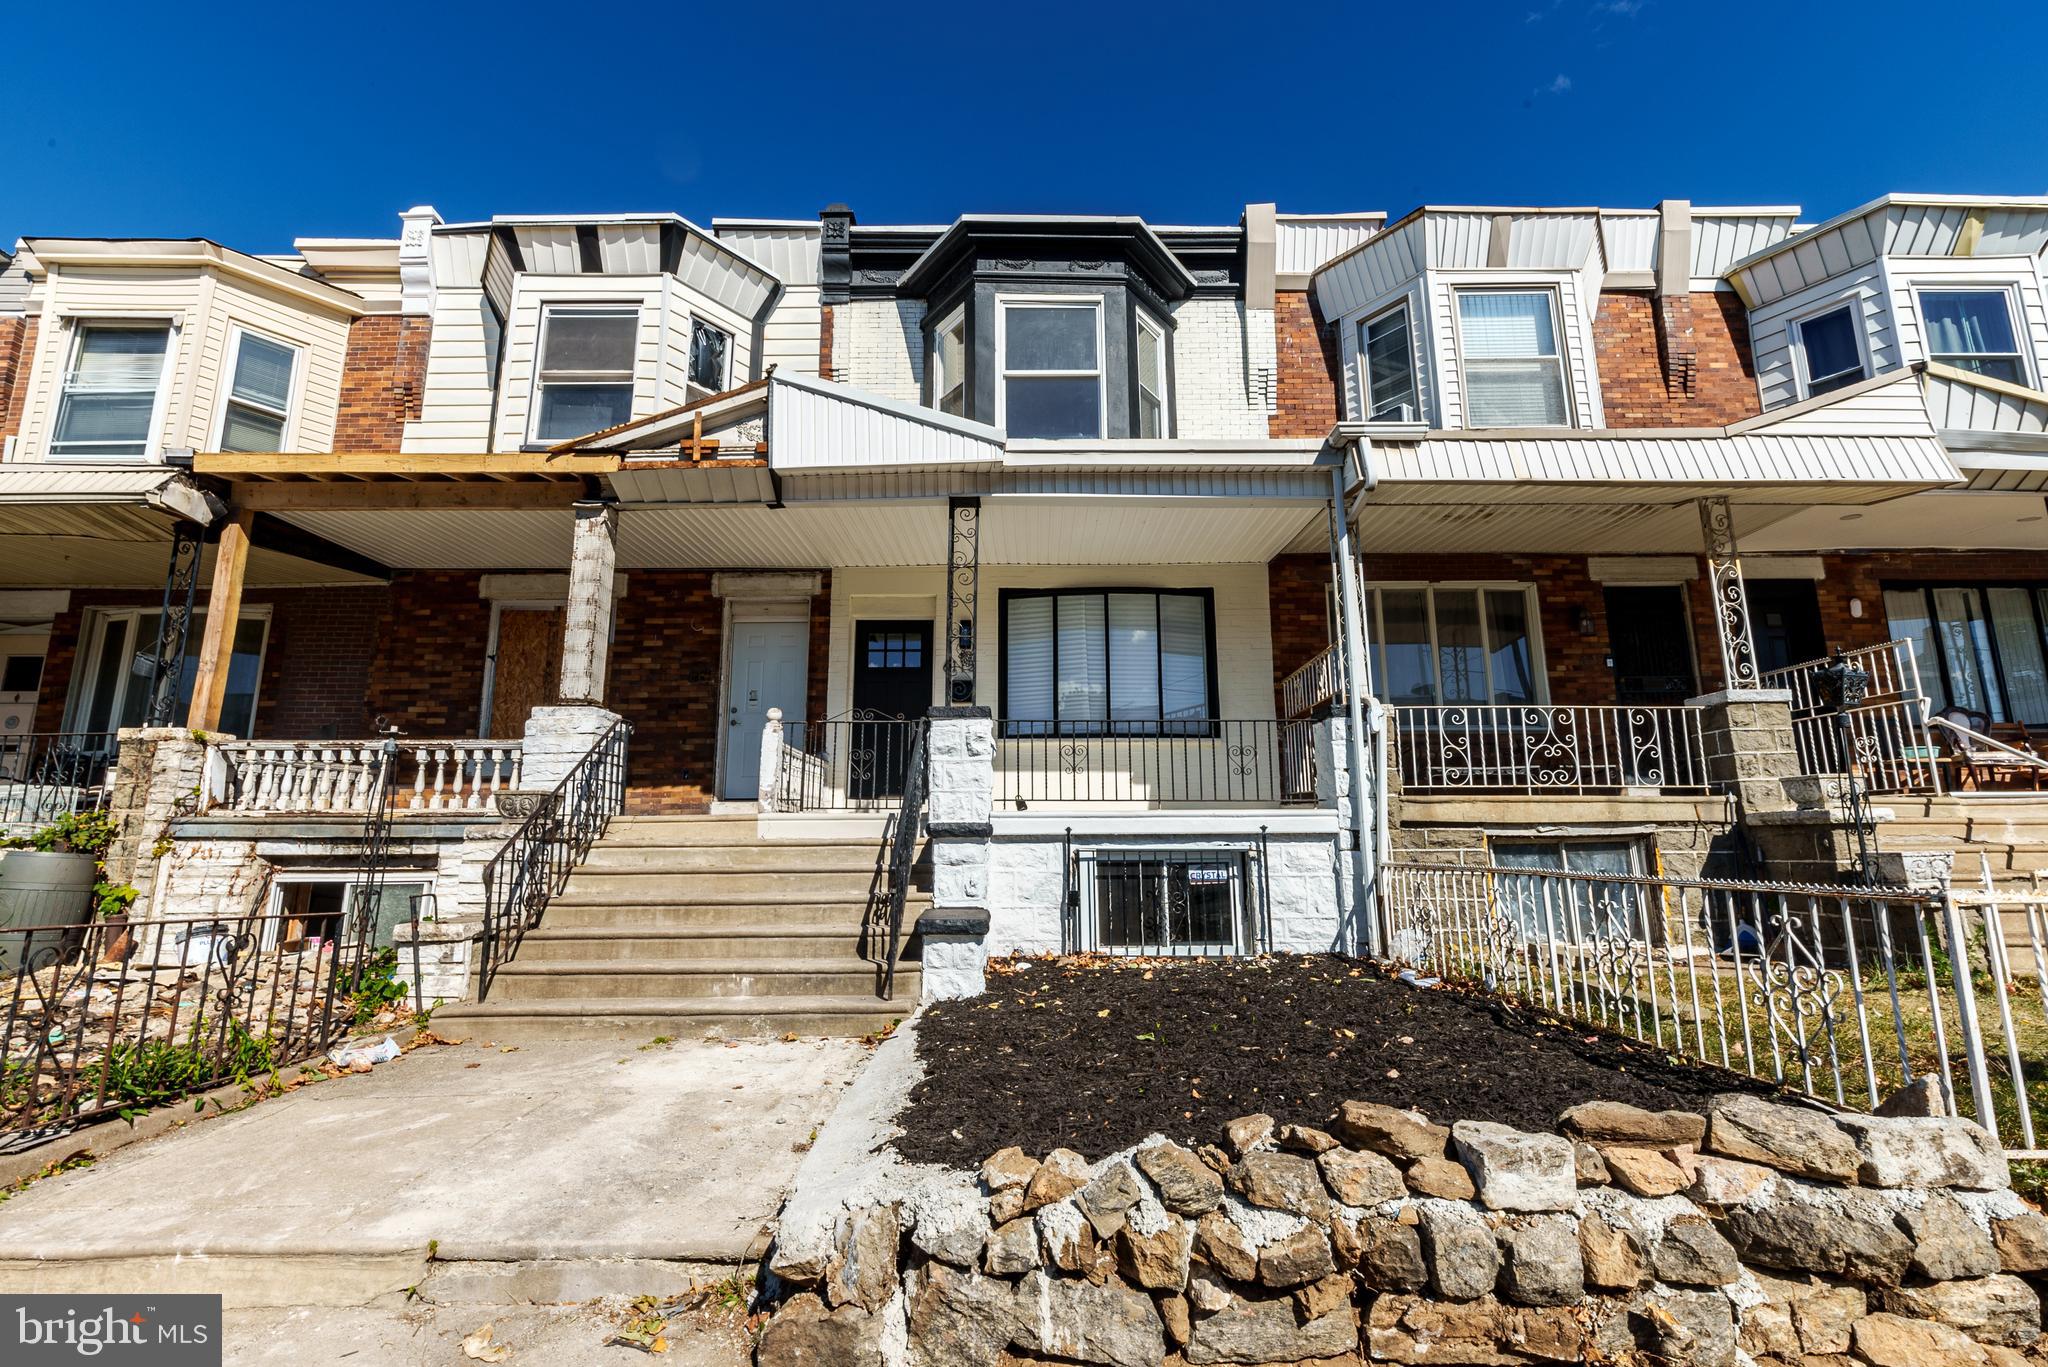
477,720,630,999
997,719,1318,809
1761,639,1942,795
1,910,381,1140
0,732,116,830
1062,841,1273,958
1382,860,2048,1151
1390,704,1710,794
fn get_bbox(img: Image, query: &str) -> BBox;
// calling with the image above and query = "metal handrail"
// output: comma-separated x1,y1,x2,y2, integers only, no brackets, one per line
880,721,927,1001
477,721,631,999
1931,715,2048,768
1279,646,1342,719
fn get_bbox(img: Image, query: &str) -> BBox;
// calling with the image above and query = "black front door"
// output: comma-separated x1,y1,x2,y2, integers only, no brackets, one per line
1749,579,1827,677
1604,586,1698,706
850,620,933,799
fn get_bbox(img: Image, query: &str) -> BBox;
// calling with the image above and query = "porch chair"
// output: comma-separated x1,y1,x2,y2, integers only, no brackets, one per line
1937,707,2048,792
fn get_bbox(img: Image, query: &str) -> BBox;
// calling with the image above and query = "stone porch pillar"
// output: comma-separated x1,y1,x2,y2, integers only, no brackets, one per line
559,499,620,705
921,707,994,999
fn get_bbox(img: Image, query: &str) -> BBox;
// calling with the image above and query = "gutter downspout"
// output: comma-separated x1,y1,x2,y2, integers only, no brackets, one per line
1326,438,1379,955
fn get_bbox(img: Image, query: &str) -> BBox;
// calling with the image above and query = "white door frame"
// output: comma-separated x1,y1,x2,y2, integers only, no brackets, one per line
711,573,821,800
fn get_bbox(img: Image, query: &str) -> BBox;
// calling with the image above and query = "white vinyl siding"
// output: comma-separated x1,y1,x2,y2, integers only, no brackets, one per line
1748,263,1895,411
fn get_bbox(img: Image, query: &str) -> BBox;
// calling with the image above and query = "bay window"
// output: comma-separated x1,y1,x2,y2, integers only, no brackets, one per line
1919,290,2027,385
1456,290,1569,427
998,299,1103,439
1796,304,1866,397
1369,584,1541,706
51,323,172,458
1002,589,1214,735
532,306,637,442
216,330,299,452
930,307,967,417
1135,312,1168,437
1360,302,1419,421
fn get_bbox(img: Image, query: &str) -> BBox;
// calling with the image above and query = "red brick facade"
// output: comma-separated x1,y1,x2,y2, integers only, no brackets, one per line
1592,292,1761,428
1268,554,1331,708
1815,551,2048,656
819,303,835,381
1270,291,1342,438
333,315,431,451
0,316,36,443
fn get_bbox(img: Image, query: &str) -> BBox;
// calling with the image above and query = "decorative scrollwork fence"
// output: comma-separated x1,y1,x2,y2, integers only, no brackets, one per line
1391,704,1710,794
1383,860,2048,1153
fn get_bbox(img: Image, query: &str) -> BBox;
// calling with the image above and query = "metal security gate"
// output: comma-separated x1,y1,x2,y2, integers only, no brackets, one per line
1062,842,1274,958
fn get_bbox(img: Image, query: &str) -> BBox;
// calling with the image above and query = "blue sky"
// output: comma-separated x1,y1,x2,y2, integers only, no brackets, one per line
7,0,2045,252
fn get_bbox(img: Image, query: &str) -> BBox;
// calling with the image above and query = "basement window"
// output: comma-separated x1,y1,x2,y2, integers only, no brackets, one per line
532,306,637,442
1489,839,1647,938
1796,304,1866,398
1084,849,1247,956
266,873,434,951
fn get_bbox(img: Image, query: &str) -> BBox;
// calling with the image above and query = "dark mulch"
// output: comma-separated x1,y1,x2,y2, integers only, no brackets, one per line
894,955,1776,1170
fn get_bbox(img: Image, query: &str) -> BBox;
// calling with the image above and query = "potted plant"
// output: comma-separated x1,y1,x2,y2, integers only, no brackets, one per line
0,810,126,974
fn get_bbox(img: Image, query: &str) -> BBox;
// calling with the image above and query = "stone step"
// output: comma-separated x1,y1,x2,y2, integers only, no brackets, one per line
599,816,775,846
487,958,918,1002
557,869,905,901
517,925,908,963
539,897,925,930
433,995,911,1041
575,841,905,873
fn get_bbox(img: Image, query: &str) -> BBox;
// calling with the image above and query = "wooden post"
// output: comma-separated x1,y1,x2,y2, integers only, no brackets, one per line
186,509,254,731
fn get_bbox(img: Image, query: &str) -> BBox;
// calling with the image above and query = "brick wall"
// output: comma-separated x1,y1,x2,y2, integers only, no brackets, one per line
834,299,924,403
1270,290,1341,438
33,585,390,738
334,315,431,451
1592,291,1760,428
1815,551,2048,656
0,316,36,443
1169,297,1265,439
1268,554,1330,708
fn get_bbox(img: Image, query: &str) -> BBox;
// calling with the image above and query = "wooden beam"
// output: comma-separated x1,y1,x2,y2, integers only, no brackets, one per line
187,510,253,732
194,451,620,477
237,481,589,512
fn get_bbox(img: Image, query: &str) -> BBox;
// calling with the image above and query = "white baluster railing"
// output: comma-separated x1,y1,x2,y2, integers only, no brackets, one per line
1762,640,1943,794
204,740,524,815
1279,646,1342,720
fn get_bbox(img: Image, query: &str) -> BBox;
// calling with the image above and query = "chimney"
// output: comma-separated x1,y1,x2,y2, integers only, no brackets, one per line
1653,199,1696,397
819,204,855,306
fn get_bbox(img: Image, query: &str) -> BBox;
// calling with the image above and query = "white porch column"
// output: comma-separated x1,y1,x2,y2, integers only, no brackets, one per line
559,499,620,705
1698,495,1760,691
1328,462,1378,956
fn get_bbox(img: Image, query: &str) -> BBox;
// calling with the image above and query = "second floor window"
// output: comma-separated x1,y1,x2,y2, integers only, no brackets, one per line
217,331,298,452
999,298,1102,439
1360,303,1419,421
930,307,967,417
52,323,170,458
533,306,636,442
1920,290,2026,385
688,318,731,392
1796,304,1866,397
1135,312,1168,438
1456,291,1568,427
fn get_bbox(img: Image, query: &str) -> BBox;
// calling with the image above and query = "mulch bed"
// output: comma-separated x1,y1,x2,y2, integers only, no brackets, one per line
894,955,1776,1170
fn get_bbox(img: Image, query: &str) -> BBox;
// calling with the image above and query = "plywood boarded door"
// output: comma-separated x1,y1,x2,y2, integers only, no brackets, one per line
490,608,565,737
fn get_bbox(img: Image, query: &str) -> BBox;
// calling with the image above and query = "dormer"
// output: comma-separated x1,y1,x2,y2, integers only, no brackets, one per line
1313,207,1611,431
1726,195,2048,415
871,215,1205,439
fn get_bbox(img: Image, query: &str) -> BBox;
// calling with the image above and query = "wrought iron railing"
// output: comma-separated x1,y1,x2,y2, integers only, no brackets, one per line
1,910,385,1138
1382,859,2048,1150
878,722,927,1000
1061,838,1274,957
767,715,922,813
1390,704,1710,794
0,731,117,829
477,721,630,999
1762,639,1942,795
995,719,1319,808
1279,646,1342,720
206,740,525,815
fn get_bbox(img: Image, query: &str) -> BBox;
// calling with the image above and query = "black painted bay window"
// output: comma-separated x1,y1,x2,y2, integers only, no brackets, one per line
1001,589,1216,736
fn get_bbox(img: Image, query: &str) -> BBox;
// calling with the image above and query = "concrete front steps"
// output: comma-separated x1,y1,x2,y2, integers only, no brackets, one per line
436,815,923,1041
1875,795,2048,950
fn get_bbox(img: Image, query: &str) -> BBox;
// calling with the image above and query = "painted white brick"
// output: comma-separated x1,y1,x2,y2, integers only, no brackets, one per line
835,299,925,403
1169,297,1267,439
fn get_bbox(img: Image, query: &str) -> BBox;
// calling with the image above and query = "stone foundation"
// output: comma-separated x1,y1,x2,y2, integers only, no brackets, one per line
760,1092,2048,1367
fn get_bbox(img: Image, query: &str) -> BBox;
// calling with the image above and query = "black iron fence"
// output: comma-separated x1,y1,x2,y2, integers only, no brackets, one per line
879,722,928,1000
996,719,1319,808
769,715,923,812
1,910,388,1140
0,731,117,829
477,720,631,999
1060,836,1274,957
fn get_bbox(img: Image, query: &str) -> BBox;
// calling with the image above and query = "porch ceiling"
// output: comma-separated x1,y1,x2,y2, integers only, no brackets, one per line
276,496,1326,572
1308,499,1817,556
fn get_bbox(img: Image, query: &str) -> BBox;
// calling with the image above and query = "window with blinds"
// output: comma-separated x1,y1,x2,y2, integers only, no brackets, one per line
1455,290,1569,427
1918,290,2027,385
217,331,299,452
532,306,638,442
51,323,171,458
1002,589,1214,736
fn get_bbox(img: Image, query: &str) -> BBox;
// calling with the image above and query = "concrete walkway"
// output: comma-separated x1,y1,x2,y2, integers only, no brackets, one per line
0,1034,866,1309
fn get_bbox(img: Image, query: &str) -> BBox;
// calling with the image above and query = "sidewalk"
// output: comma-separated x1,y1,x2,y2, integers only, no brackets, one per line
0,1032,866,1309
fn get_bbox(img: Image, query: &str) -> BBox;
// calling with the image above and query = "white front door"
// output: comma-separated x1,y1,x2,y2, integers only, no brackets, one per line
723,621,807,799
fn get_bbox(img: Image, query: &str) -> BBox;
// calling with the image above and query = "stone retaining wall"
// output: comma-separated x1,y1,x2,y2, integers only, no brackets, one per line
758,1092,2048,1367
